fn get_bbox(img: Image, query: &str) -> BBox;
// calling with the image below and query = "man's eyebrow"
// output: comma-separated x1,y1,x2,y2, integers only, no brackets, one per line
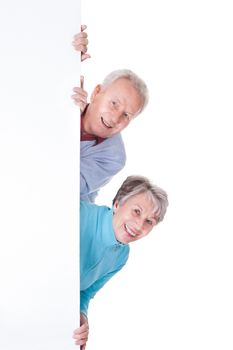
112,95,120,102
135,204,143,210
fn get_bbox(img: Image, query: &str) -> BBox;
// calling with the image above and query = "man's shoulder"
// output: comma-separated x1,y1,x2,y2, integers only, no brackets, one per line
101,134,126,156
104,133,124,144
81,133,126,163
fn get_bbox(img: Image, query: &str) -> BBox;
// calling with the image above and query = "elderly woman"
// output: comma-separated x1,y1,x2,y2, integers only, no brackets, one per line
73,175,168,349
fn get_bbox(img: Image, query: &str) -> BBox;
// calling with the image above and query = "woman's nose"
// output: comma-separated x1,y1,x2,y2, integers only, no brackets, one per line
134,218,144,233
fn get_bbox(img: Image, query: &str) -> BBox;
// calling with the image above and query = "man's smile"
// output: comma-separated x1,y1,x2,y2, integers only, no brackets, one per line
101,116,113,128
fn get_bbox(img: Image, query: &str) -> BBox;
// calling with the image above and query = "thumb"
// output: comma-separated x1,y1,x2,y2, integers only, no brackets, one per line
81,53,91,62
81,24,87,32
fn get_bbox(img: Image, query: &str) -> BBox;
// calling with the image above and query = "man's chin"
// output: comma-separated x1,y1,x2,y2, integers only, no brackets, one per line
96,131,115,139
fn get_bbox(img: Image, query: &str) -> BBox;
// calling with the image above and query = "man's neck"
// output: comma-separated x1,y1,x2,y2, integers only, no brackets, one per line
80,104,105,144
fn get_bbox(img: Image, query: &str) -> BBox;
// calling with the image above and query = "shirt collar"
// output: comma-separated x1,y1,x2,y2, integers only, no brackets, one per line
102,208,127,246
80,104,105,145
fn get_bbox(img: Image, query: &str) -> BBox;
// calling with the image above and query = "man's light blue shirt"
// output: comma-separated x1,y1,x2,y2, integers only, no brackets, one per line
80,134,126,203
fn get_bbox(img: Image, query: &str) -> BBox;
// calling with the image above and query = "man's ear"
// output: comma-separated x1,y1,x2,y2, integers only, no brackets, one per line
90,84,102,102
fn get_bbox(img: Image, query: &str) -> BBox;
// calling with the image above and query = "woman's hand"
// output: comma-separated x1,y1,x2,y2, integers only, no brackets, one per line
73,312,89,349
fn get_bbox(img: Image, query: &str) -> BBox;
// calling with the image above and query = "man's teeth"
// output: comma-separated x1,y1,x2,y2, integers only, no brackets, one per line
125,224,136,237
101,117,112,128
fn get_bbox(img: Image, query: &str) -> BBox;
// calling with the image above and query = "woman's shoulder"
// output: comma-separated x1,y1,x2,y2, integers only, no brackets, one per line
80,201,111,219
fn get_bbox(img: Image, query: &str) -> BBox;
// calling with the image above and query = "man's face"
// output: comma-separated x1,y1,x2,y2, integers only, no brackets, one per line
83,78,143,138
112,192,157,244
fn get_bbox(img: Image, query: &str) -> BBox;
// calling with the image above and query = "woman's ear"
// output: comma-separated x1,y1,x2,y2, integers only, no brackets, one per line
90,84,102,102
113,200,119,213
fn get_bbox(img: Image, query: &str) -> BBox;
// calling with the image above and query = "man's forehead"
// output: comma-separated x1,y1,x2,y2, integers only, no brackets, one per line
106,78,134,90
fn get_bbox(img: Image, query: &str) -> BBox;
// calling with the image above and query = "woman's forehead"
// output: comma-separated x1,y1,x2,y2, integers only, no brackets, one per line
126,192,158,210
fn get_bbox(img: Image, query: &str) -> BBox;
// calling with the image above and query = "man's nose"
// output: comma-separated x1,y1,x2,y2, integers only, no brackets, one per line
110,111,123,125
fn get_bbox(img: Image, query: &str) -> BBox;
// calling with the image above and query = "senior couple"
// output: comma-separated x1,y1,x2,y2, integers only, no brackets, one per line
72,26,169,349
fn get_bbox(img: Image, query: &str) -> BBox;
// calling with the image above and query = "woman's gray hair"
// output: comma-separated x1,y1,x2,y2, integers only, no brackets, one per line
112,175,168,224
102,69,149,114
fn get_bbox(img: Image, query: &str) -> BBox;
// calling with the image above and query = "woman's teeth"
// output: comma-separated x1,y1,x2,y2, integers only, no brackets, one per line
125,224,136,237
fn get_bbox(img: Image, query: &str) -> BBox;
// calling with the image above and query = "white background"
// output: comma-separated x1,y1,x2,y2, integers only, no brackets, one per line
0,0,232,350
82,0,233,349
0,1,80,349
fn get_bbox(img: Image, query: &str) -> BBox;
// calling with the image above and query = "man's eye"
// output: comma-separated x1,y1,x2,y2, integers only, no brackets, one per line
111,100,117,106
124,113,129,120
134,209,140,215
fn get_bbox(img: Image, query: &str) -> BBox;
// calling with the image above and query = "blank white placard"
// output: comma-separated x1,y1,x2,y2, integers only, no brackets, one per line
0,1,81,349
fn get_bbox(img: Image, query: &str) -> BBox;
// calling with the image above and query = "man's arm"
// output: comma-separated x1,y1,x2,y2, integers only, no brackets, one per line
80,135,126,202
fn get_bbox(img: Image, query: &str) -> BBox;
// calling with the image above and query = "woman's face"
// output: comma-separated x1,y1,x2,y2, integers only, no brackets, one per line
112,192,158,244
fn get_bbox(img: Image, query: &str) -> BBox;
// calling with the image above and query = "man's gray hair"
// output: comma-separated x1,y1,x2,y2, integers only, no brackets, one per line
102,69,149,114
112,175,168,224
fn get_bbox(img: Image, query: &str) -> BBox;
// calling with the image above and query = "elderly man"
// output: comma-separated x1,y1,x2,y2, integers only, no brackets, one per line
73,175,169,349
72,28,149,203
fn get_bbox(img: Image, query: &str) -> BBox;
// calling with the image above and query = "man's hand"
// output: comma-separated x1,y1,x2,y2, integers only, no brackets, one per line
73,312,89,350
72,76,88,112
72,25,91,62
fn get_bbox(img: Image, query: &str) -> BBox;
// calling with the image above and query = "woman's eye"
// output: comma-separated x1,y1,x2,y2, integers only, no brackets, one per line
146,219,153,226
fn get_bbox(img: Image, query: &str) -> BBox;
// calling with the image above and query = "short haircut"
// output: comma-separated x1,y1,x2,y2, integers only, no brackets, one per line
102,69,149,114
112,175,168,224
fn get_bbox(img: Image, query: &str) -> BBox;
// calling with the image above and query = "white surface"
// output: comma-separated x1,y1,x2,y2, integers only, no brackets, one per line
82,0,233,349
0,1,80,349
